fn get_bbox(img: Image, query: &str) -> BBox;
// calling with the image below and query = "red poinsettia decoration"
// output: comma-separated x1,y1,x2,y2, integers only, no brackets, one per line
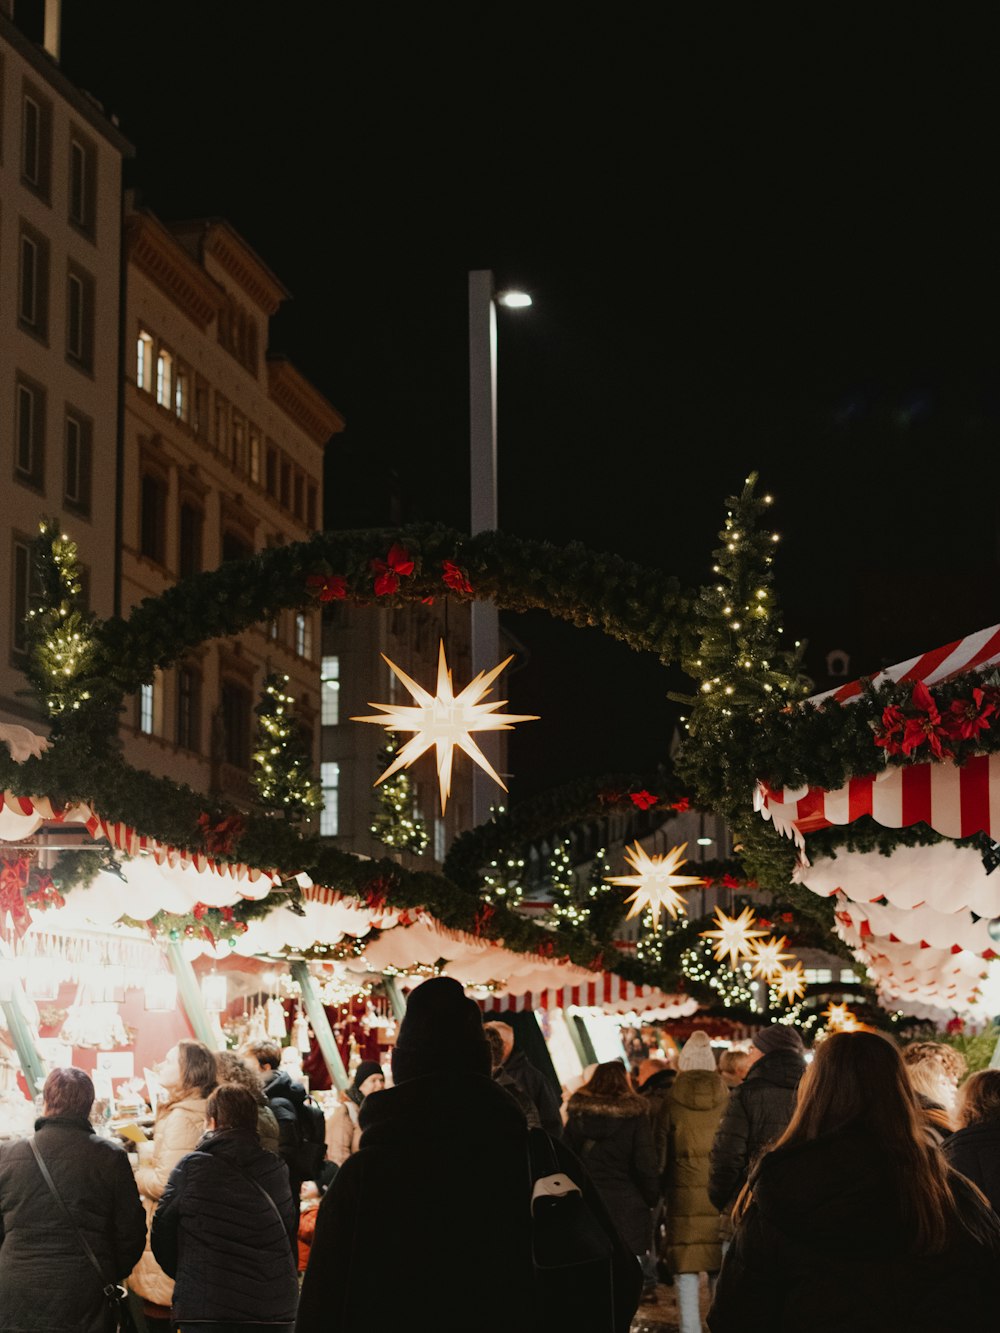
372,544,415,596
306,572,348,602
874,703,906,756
670,797,691,813
720,873,742,890
0,856,32,937
875,683,954,759
630,789,658,811
196,813,246,857
193,902,209,920
941,686,996,743
946,1015,965,1034
442,560,474,595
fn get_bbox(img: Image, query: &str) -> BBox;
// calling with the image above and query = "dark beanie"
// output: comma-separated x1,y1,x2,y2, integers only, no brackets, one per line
753,1024,805,1057
391,976,491,1084
351,1061,383,1093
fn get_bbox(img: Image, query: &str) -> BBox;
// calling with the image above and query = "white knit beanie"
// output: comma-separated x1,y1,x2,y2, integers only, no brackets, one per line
678,1031,717,1072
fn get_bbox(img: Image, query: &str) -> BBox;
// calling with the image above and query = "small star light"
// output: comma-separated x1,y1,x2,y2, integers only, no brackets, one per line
352,641,538,814
747,935,794,981
700,905,767,968
822,1002,857,1031
605,842,706,930
774,962,807,1003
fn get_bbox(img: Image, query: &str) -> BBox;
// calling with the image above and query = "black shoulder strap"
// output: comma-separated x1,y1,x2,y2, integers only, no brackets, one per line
210,1149,287,1227
29,1138,118,1299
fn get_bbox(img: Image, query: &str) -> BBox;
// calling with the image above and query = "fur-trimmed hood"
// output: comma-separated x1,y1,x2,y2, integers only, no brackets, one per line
566,1086,647,1140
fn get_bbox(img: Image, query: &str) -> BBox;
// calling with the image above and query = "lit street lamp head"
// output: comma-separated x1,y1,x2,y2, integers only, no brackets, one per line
496,290,532,308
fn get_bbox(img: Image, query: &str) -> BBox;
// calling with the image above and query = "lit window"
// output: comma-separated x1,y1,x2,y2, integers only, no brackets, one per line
175,366,189,421
139,682,155,735
248,426,261,483
320,761,340,836
839,968,860,984
321,655,340,725
156,349,173,408
295,612,312,659
434,818,447,862
137,331,154,390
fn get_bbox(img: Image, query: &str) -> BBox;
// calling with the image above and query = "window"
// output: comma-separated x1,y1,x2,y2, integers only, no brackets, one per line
140,472,167,564
293,473,304,521
11,537,37,657
320,761,340,836
321,656,340,725
64,410,93,516
193,377,209,440
434,817,447,862
138,682,155,735
839,968,860,984
156,348,173,408
222,530,253,564
19,226,49,337
215,393,230,457
178,502,203,578
174,364,190,422
21,85,52,198
803,968,832,985
14,376,45,490
232,411,247,472
137,330,154,390
221,681,252,768
248,426,262,483
280,460,291,509
176,666,201,751
306,484,317,530
295,612,312,660
68,131,97,234
66,264,95,370
265,445,278,497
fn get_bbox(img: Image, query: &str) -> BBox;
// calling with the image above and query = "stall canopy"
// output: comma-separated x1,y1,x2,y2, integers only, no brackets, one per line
753,625,1000,1019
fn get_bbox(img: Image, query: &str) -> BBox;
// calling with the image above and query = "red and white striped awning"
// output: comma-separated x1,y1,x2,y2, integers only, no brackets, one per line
757,623,1000,845
475,976,696,1017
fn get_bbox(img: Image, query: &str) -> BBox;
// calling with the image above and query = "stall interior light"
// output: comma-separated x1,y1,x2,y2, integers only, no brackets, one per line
144,974,178,1013
201,972,228,1014
696,837,714,846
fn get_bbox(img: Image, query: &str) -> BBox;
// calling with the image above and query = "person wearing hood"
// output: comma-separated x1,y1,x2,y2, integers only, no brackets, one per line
637,1053,677,1169
564,1061,661,1304
327,1061,384,1166
707,1031,1000,1332
296,977,641,1332
661,1032,728,1333
484,1020,564,1139
151,1082,298,1331
244,1039,309,1201
708,1024,805,1216
944,1068,1000,1214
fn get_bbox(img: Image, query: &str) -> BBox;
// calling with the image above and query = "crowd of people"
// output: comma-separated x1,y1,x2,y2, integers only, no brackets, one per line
1,995,999,1332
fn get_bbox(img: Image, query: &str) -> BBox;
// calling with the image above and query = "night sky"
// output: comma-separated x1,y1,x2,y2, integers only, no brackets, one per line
39,6,1000,798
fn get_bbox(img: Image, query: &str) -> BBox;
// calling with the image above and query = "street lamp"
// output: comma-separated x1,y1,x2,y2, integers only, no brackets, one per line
468,270,530,826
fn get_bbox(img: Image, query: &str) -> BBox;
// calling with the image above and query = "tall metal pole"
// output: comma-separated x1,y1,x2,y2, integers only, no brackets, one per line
290,959,350,1091
166,940,220,1049
469,269,501,828
0,940,46,1098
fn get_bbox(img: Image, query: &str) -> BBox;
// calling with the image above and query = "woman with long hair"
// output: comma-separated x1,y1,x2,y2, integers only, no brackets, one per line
945,1068,1000,1214
216,1049,281,1155
128,1039,218,1322
564,1060,660,1305
707,1031,1000,1332
902,1040,966,1142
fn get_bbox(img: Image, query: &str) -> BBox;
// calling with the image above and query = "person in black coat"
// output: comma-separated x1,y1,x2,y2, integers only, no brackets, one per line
243,1039,308,1199
0,1066,146,1333
484,1020,564,1139
708,1024,805,1214
297,976,641,1333
707,1031,1000,1333
151,1081,298,1332
945,1068,1000,1213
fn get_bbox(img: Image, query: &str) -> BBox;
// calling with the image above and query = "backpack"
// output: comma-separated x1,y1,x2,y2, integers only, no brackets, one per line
293,1093,328,1182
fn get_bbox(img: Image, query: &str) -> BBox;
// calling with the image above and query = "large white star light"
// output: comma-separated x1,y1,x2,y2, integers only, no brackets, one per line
747,934,794,981
774,962,807,1003
700,905,767,968
605,842,706,930
352,642,538,814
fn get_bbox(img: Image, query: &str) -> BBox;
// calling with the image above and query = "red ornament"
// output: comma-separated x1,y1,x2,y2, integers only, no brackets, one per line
946,1016,965,1034
442,560,474,595
193,902,208,920
306,573,348,602
630,790,658,811
220,906,234,923
233,921,249,935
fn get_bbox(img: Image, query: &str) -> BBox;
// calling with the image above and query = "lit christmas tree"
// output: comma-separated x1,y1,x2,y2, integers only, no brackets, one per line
547,839,582,927
252,673,321,822
25,518,97,719
370,736,429,855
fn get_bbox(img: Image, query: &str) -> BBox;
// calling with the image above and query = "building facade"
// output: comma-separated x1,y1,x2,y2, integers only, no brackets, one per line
0,8,131,727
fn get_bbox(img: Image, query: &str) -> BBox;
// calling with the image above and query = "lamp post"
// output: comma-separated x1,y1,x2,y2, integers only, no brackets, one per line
468,270,531,827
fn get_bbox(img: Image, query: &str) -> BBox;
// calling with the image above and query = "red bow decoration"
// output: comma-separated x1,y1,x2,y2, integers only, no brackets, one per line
473,902,496,936
372,544,415,597
630,790,658,811
193,902,209,920
25,872,65,912
196,813,246,857
537,940,555,958
720,873,741,890
306,573,348,602
0,857,33,938
442,560,474,595
670,797,691,813
220,906,234,923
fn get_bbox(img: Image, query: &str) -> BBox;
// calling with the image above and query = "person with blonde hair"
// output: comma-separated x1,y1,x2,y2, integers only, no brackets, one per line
216,1049,280,1155
902,1040,967,1142
945,1067,1000,1214
707,1031,1000,1332
717,1049,750,1090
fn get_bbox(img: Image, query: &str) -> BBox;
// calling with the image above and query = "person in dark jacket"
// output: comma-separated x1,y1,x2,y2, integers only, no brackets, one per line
484,1020,564,1139
564,1061,660,1303
0,1066,146,1333
484,1025,541,1127
707,1031,1000,1333
297,977,641,1333
637,1054,677,1170
151,1081,298,1332
945,1068,1000,1213
708,1024,805,1214
244,1039,308,1198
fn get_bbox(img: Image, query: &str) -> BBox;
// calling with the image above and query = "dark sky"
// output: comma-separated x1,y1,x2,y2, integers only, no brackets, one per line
39,5,1000,797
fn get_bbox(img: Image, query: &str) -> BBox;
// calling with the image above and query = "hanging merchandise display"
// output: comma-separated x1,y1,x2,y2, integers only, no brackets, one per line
266,994,288,1038
292,1006,311,1053
200,972,227,1014
604,841,706,930
352,641,538,813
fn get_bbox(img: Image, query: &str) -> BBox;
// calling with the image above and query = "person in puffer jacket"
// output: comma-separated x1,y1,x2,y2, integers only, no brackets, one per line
152,1082,298,1332
708,1025,805,1216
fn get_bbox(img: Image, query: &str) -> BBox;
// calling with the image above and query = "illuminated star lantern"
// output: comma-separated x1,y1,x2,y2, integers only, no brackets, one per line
822,1001,857,1030
605,842,706,931
700,905,767,968
747,934,794,981
352,641,538,814
774,962,807,1003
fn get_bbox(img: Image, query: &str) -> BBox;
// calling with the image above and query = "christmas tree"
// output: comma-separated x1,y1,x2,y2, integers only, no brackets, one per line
252,673,322,822
370,736,429,855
